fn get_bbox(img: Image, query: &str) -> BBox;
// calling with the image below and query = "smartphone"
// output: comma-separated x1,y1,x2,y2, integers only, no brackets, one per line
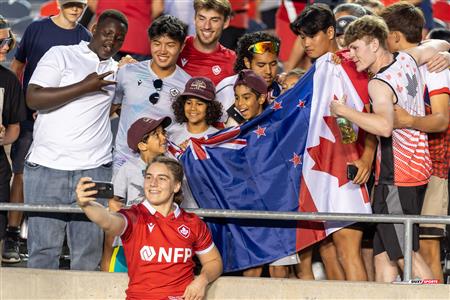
86,181,114,199
347,165,358,181
226,105,246,124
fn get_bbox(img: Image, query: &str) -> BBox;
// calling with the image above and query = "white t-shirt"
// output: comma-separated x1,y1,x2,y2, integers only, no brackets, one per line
216,74,238,122
112,156,147,206
112,60,191,168
167,122,219,145
167,122,219,209
28,41,117,170
420,66,450,95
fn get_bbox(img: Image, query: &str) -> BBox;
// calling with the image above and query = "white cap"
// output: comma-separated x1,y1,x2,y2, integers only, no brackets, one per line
59,0,87,6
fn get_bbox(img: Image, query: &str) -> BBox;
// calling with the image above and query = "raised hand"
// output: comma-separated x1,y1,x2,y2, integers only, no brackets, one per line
80,71,117,93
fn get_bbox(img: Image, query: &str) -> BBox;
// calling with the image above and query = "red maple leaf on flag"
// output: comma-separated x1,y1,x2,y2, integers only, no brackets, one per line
307,116,361,187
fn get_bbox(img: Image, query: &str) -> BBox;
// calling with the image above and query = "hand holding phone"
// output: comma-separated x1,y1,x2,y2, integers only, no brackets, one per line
226,104,246,124
86,181,114,199
347,164,358,181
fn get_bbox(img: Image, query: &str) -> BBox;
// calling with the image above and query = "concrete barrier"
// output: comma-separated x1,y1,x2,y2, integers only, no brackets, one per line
1,267,449,299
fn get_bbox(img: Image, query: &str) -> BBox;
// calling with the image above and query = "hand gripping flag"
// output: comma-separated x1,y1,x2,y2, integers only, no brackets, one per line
179,53,372,272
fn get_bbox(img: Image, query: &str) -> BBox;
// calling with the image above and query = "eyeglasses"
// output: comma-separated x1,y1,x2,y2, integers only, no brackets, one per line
248,41,279,54
149,79,163,105
0,37,12,48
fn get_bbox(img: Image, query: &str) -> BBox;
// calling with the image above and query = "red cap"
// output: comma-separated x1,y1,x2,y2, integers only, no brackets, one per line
180,76,216,102
127,117,171,152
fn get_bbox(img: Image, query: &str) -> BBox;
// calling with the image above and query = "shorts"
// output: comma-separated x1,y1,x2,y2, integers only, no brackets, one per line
420,176,448,238
372,184,426,261
109,246,128,272
361,222,376,246
270,253,300,266
0,155,11,240
0,153,11,202
10,120,33,174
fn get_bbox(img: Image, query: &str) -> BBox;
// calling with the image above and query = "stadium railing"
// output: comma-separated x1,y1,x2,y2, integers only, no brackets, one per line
1,202,449,283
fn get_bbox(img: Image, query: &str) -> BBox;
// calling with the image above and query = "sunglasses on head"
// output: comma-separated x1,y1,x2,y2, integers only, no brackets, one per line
149,79,163,105
248,41,279,54
0,37,12,48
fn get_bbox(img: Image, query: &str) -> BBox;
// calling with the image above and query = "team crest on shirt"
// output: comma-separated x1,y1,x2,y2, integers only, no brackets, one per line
170,88,180,98
212,65,222,75
178,225,190,238
181,58,188,66
148,222,156,233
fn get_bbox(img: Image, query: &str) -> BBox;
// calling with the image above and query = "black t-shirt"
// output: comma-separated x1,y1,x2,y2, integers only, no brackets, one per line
0,64,26,180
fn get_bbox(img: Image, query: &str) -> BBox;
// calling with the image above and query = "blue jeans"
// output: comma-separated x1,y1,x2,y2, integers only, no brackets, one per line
24,161,112,270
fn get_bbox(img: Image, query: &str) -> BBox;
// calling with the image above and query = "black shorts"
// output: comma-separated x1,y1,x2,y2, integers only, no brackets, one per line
372,184,426,260
0,153,11,240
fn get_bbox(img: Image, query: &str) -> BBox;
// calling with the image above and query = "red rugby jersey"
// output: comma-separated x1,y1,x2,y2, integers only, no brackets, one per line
420,67,450,179
372,52,431,186
119,201,214,300
177,36,236,85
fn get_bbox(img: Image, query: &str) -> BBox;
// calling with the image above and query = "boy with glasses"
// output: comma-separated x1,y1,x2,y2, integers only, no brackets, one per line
5,0,91,263
0,15,26,262
111,15,191,170
177,0,236,85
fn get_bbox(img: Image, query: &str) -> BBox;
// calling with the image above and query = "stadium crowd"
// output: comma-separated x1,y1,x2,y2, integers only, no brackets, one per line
1,0,450,298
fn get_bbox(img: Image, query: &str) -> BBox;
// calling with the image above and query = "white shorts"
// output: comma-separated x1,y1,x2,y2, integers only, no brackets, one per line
270,253,300,266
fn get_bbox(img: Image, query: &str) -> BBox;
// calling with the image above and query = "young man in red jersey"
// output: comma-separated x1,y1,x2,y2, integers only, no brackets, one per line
177,0,236,85
380,2,450,283
77,156,222,300
331,15,450,282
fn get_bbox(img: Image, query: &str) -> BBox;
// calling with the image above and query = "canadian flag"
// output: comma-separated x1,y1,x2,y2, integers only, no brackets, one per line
297,52,372,249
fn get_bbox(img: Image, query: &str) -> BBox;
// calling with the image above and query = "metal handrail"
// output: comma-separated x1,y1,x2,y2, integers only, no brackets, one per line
1,203,450,282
